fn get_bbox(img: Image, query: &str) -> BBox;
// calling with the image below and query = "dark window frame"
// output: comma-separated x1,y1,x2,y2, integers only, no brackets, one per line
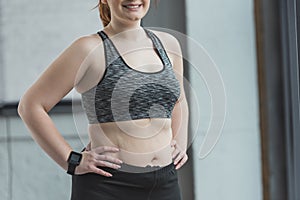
281,0,300,199
0,100,80,117
255,0,300,199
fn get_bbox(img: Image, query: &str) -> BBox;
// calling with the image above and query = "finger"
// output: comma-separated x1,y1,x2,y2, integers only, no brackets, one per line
172,148,180,159
97,154,123,164
94,146,120,154
174,152,184,165
97,160,121,169
90,166,113,177
175,154,188,170
176,154,188,169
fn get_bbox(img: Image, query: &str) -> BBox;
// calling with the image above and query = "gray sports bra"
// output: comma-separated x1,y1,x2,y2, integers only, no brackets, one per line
81,28,181,124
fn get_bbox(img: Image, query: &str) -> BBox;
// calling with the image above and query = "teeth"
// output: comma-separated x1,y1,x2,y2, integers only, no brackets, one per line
125,5,140,9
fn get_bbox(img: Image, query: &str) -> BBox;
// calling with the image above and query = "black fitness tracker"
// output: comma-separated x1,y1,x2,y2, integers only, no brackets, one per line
67,151,83,175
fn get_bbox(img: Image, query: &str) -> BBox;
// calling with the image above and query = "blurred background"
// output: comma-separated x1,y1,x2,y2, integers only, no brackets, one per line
0,0,299,200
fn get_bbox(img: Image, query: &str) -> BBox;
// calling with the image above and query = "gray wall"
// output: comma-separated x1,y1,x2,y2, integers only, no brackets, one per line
0,0,98,199
0,1,4,102
142,0,186,32
186,0,263,199
0,0,99,102
0,114,88,200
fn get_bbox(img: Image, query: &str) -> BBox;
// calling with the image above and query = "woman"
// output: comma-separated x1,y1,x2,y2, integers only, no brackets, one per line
18,0,189,199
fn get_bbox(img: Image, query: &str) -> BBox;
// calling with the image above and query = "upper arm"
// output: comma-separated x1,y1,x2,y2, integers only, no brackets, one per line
19,36,97,112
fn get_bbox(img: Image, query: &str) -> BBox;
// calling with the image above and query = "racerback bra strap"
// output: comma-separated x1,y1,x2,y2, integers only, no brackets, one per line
97,28,172,68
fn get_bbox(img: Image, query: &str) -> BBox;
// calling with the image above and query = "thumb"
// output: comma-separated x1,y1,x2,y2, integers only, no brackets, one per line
86,141,91,151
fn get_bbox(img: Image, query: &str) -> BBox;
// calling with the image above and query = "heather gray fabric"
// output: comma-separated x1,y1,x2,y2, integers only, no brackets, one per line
81,28,181,124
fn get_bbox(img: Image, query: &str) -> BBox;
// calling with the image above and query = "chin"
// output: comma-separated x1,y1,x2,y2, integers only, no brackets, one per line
125,14,145,22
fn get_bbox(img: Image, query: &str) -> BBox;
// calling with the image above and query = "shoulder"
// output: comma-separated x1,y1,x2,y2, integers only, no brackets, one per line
69,33,103,56
66,32,105,74
149,29,182,55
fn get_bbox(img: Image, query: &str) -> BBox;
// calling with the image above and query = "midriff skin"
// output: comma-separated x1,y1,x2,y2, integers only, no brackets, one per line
88,118,174,167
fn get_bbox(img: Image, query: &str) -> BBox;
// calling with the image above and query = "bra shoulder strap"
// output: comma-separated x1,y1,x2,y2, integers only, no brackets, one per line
97,31,121,67
144,28,172,66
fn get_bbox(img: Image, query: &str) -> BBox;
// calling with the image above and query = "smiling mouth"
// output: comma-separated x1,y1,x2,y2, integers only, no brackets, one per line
122,4,143,9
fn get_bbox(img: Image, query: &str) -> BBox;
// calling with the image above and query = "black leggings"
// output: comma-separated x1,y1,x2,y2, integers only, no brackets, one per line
70,162,182,200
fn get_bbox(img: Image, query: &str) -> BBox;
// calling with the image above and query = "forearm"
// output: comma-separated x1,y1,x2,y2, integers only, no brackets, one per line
171,97,189,152
18,103,73,171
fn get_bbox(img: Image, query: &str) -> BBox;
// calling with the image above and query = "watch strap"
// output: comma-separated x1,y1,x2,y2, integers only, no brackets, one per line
66,151,83,175
67,163,77,175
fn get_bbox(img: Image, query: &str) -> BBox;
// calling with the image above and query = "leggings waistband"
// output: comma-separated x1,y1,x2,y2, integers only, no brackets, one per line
99,162,175,174
119,162,175,173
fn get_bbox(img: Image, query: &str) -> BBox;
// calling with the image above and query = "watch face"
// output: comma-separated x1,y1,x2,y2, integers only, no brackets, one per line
71,154,81,161
68,151,82,165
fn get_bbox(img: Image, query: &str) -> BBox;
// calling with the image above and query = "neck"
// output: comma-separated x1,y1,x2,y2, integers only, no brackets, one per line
104,20,146,41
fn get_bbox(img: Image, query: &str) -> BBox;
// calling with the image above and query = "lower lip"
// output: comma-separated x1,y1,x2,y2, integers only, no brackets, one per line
123,5,142,11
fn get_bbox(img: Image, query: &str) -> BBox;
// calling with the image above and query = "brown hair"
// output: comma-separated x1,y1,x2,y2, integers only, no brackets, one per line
99,2,111,27
92,0,159,27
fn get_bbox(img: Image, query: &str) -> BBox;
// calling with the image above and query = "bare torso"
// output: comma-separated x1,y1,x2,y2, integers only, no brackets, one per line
89,118,173,167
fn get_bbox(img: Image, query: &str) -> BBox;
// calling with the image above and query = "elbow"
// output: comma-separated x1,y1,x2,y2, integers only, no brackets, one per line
18,94,47,121
17,97,28,119
17,95,39,120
